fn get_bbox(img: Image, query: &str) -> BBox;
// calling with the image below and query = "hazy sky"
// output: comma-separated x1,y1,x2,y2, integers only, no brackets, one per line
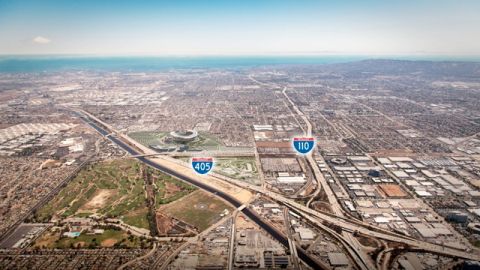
0,0,479,55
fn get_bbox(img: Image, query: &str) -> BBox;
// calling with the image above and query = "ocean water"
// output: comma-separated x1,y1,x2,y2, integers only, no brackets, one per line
0,55,478,73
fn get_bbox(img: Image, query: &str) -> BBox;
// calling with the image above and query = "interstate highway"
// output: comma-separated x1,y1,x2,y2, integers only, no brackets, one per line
78,110,480,266
77,112,329,270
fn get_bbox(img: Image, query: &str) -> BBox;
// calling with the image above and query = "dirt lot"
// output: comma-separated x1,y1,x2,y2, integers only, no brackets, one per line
161,190,233,232
81,189,117,210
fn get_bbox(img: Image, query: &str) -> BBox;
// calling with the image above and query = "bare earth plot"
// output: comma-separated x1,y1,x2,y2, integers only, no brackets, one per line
160,190,233,232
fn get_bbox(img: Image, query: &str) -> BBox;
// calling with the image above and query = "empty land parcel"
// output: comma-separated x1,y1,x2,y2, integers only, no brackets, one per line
160,190,233,232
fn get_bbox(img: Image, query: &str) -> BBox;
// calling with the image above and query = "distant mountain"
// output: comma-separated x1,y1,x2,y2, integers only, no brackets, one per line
321,59,480,79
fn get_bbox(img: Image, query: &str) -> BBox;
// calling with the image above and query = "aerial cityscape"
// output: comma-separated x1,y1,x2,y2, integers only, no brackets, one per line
1,0,480,270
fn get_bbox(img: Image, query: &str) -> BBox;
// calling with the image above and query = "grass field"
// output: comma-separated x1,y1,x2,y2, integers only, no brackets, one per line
187,132,223,150
128,131,167,147
36,159,194,231
162,190,232,231
33,228,148,249
122,208,150,229
129,131,223,150
152,168,196,207
36,159,148,228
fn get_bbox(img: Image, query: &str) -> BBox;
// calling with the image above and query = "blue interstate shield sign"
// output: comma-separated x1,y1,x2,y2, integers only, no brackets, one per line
293,137,315,154
191,157,214,174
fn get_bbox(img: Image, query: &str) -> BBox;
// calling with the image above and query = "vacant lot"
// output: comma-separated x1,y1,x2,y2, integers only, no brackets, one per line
161,190,232,232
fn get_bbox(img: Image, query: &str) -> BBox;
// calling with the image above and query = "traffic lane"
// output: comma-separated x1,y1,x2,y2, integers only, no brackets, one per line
82,116,327,270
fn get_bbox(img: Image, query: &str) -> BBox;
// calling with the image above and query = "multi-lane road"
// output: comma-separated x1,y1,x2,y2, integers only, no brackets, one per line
77,111,328,270
281,86,375,269
250,76,480,263
78,109,480,269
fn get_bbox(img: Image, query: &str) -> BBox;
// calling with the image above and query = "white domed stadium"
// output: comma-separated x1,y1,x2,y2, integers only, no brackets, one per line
169,130,198,143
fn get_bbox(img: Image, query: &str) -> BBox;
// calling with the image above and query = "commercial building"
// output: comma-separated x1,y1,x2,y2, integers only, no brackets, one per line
276,176,306,184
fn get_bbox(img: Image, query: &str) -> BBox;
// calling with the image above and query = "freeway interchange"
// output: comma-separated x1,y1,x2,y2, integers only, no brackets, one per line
77,110,328,270
77,108,480,269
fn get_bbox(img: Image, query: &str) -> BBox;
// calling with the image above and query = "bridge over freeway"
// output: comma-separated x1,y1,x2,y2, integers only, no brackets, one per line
130,150,255,158
76,109,331,270
76,109,480,268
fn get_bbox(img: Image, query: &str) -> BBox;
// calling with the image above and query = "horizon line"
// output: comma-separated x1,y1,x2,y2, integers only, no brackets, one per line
1,52,480,58
0,53,480,59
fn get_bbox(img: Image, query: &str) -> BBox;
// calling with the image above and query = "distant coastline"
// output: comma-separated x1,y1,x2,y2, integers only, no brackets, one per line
0,55,479,73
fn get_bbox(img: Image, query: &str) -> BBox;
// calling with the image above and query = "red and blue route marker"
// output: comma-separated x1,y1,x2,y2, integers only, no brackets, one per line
292,137,315,154
191,157,214,175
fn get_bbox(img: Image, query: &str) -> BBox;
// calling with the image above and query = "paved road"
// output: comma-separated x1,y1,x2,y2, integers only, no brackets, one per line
118,243,158,270
282,87,373,269
78,110,480,266
131,150,255,158
283,207,300,269
227,215,236,270
157,211,236,270
0,154,93,244
249,77,480,263
77,111,329,270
